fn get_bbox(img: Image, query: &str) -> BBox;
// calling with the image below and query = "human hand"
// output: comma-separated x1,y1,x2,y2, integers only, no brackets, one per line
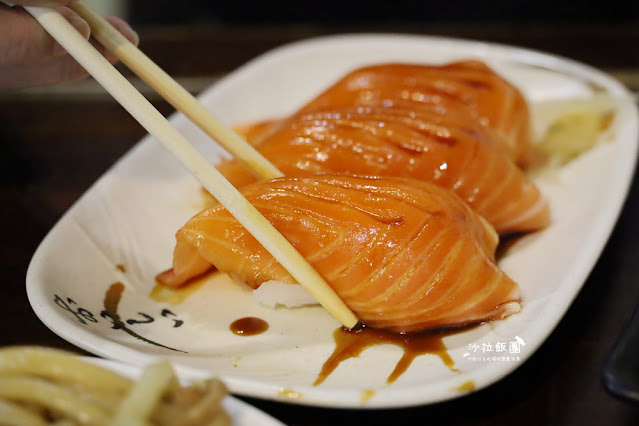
1,0,139,91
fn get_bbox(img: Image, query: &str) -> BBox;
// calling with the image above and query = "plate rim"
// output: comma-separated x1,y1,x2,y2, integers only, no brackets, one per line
26,32,639,409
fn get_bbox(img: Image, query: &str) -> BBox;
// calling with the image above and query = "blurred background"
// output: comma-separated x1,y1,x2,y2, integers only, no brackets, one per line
94,0,639,25
76,0,639,78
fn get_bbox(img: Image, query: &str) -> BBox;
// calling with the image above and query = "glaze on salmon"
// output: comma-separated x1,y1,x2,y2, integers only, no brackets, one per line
157,176,521,333
300,61,532,167
216,104,549,234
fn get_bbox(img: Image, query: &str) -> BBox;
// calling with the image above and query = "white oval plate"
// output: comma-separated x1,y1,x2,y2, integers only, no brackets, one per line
84,357,285,426
27,34,638,408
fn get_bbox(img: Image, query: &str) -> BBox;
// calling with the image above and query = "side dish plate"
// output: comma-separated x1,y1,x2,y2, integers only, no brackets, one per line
84,358,286,426
27,34,639,408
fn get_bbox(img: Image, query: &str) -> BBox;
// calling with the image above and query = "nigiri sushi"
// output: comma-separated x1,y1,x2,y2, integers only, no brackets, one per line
216,104,550,234
157,175,521,333
300,61,532,167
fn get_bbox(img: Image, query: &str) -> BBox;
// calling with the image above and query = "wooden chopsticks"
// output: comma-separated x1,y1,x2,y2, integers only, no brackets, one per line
67,0,282,182
25,4,359,329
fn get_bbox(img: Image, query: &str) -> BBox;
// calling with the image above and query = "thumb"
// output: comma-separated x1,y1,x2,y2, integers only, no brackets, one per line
0,4,90,67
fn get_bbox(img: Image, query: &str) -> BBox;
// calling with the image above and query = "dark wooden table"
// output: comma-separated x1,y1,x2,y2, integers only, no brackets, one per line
2,22,639,425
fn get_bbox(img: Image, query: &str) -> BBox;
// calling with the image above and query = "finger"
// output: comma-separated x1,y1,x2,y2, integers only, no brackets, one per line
103,15,140,47
0,4,90,67
0,25,139,90
84,17,140,68
50,6,91,55
0,48,94,90
0,55,83,90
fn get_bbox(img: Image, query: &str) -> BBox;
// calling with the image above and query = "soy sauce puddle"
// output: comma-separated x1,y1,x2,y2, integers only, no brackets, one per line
230,317,269,336
315,323,478,386
225,317,473,387
150,274,477,385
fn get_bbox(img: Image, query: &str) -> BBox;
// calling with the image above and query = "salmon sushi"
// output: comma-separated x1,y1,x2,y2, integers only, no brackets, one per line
157,175,521,333
300,61,532,167
216,104,550,234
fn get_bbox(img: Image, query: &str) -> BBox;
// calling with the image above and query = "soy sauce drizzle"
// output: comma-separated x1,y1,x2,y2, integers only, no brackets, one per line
361,389,376,403
230,317,269,336
103,282,186,353
315,324,473,386
150,273,209,305
454,380,476,392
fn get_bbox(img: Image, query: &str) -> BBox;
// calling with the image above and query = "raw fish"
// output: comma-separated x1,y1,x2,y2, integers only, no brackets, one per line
217,104,549,234
157,175,521,333
300,61,532,166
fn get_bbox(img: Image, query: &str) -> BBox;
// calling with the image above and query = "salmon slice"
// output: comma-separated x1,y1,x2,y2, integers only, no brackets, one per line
157,175,520,333
232,119,285,147
300,61,532,167
216,105,550,234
